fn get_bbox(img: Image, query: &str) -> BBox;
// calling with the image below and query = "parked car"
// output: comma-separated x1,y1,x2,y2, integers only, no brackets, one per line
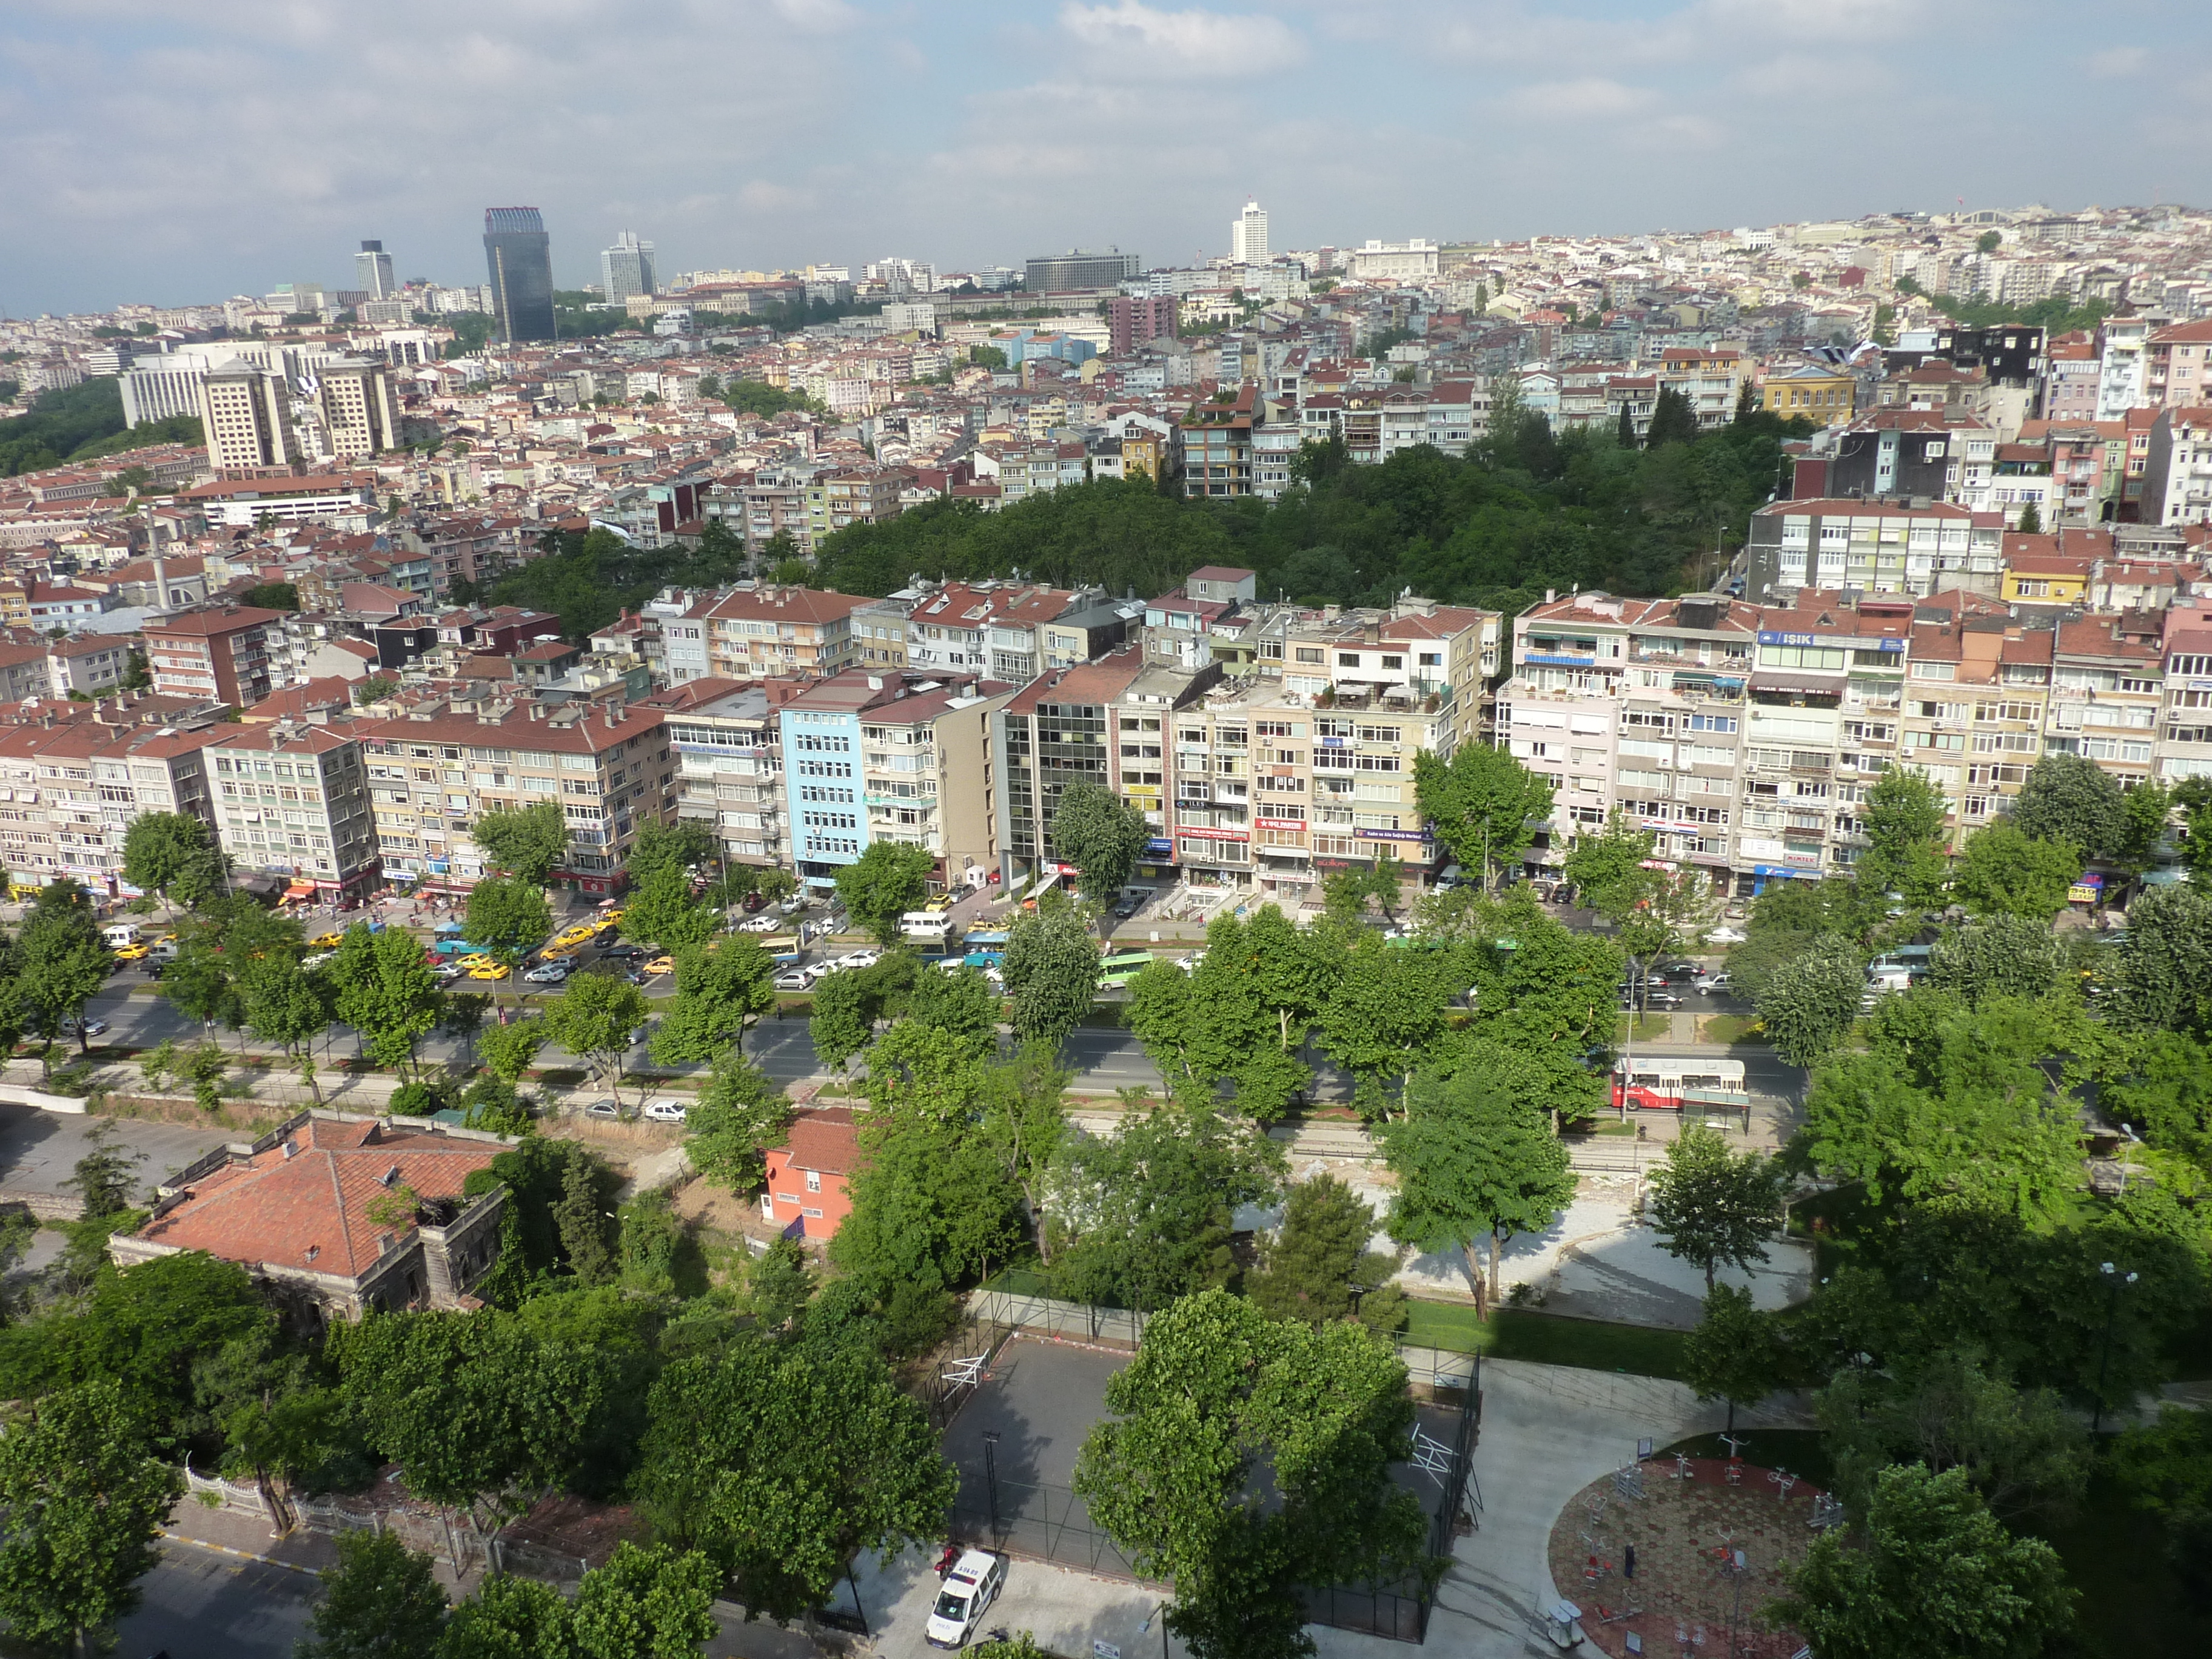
925,1550,1007,1650
642,1099,688,1124
773,971,812,992
59,1017,109,1038
1112,892,1141,919
742,891,768,913
738,915,782,933
584,1099,622,1119
1707,925,1748,945
523,962,572,984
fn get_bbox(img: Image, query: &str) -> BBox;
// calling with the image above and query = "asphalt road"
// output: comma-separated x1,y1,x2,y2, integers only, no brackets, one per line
0,1101,235,1199
114,1543,320,1659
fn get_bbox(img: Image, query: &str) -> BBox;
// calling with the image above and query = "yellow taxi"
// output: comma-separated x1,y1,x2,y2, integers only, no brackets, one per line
592,914,623,934
643,956,677,976
469,962,511,981
310,930,345,948
554,925,597,949
599,908,625,925
113,943,150,962
457,953,497,970
923,894,954,913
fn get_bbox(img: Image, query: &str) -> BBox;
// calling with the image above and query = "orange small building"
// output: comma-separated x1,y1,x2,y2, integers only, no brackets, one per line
761,1106,860,1240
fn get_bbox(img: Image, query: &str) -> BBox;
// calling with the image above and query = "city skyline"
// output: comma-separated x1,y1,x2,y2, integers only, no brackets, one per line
4,0,2211,315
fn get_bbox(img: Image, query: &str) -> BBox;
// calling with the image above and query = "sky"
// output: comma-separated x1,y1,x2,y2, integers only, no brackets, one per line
4,0,2211,317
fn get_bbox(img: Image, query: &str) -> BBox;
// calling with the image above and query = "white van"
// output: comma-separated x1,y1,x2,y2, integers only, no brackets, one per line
102,922,140,950
900,910,956,947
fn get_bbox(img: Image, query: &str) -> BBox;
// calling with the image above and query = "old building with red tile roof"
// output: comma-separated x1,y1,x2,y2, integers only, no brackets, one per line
112,1111,509,1322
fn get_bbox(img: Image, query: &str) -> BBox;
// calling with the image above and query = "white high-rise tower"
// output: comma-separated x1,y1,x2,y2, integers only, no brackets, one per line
1230,198,1269,264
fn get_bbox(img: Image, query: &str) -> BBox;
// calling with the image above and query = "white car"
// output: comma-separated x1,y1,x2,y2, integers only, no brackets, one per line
642,1099,688,1124
1707,925,1747,945
739,915,782,933
523,962,573,984
925,1550,1005,1649
838,951,881,970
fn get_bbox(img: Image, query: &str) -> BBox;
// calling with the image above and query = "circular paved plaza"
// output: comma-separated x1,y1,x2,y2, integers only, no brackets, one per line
1545,1455,1826,1658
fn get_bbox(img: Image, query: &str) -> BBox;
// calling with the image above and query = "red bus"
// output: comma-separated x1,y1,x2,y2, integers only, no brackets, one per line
1612,1056,1749,1112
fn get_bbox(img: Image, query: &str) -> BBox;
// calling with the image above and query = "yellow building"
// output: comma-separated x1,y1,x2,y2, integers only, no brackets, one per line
1762,362,1856,423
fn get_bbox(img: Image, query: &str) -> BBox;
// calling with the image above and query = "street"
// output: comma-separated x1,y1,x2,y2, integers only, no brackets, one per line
115,1542,320,1659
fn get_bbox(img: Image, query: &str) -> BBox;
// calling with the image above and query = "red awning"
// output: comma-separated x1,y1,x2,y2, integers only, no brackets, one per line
283,882,316,899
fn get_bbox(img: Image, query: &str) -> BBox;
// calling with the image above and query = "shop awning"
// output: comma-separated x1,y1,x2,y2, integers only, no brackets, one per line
281,882,316,900
1748,671,1843,695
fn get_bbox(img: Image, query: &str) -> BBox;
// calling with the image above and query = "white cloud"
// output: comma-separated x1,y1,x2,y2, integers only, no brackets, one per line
1499,77,1661,122
1059,2,1306,77
2090,45,2148,78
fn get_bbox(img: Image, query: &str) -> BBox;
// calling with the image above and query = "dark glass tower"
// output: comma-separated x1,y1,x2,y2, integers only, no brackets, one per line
482,207,555,343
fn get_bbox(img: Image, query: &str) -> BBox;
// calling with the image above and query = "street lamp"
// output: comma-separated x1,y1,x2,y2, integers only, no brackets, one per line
981,1429,1002,1546
2092,1261,2139,1435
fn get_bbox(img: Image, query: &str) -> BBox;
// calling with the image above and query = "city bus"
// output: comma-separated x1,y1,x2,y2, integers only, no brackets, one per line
1611,1056,1749,1112
1096,950,1154,990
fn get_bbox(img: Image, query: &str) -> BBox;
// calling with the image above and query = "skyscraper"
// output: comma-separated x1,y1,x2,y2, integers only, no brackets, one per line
482,207,555,343
600,230,657,303
1230,199,1269,264
355,240,396,300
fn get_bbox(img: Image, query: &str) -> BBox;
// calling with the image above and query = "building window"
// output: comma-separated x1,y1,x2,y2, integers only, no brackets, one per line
805,1170,821,1193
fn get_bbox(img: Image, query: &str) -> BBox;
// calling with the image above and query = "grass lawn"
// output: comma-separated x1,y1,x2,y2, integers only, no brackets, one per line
1400,1299,1692,1381
1615,1013,1672,1044
1699,1013,1763,1045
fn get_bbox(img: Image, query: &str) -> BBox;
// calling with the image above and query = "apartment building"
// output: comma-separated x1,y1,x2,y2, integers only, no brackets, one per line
201,721,380,902
903,581,1085,680
1178,386,1261,498
642,679,789,871
1159,666,1461,902
2143,321,2212,411
1504,591,1765,889
0,713,221,893
2138,407,2212,527
2158,600,2212,785
1895,594,2061,839
1278,598,1501,747
2042,336,2101,422
700,585,872,681
1654,349,1748,428
780,669,1004,891
2051,614,2163,791
142,606,292,706
353,698,674,896
1504,582,2183,896
1744,498,2003,603
993,651,1219,886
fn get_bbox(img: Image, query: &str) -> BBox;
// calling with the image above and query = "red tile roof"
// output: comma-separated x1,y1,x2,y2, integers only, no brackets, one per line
135,1117,500,1276
782,1106,859,1176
